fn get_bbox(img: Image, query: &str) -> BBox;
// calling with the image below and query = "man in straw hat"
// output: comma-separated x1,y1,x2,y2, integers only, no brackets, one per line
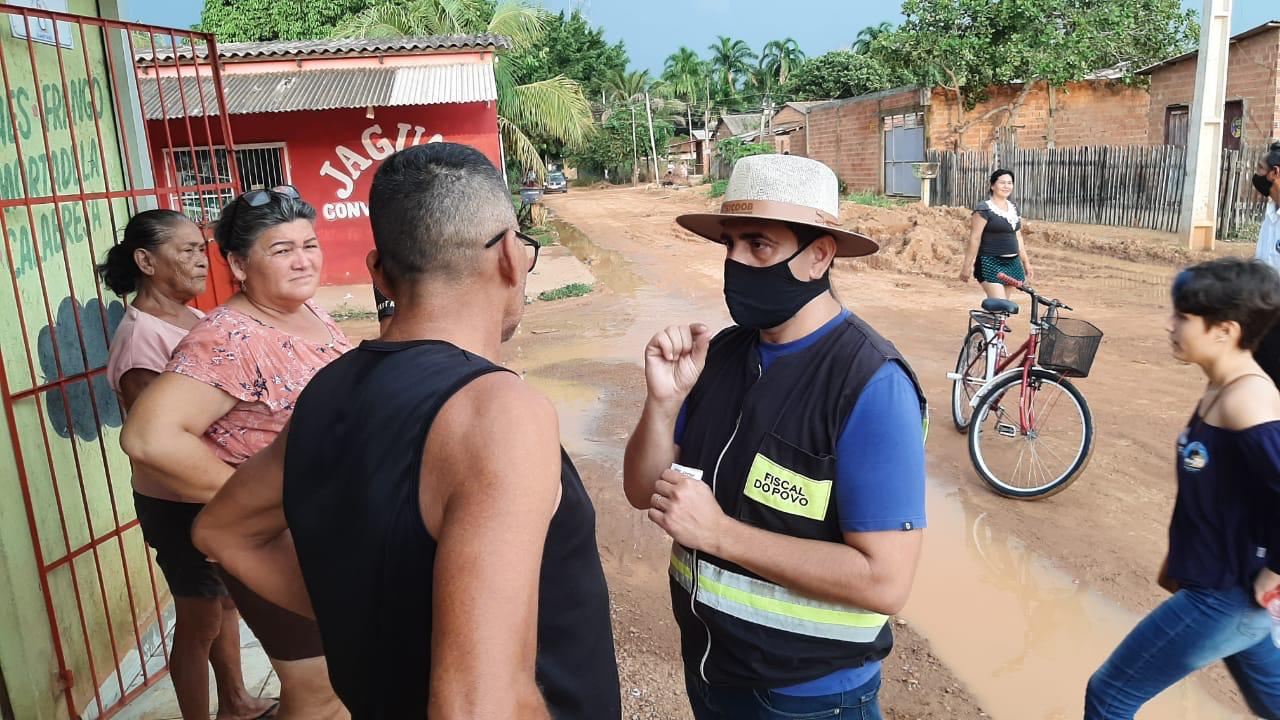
623,154,927,718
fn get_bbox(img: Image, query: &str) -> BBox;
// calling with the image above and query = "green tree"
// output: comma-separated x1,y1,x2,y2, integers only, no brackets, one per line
663,46,707,134
761,38,805,85
782,50,907,101
602,70,682,183
567,110,673,181
852,22,894,54
199,0,377,41
877,0,1198,146
714,137,773,165
506,9,628,102
334,0,593,178
708,36,756,92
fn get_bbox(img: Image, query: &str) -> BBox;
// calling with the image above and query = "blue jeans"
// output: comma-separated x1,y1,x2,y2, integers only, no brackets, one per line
685,668,882,720
1085,585,1280,719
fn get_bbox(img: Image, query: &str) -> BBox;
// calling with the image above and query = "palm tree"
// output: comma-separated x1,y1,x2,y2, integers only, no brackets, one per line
334,0,593,180
853,22,894,54
707,36,756,92
663,47,706,135
761,38,804,85
603,69,650,184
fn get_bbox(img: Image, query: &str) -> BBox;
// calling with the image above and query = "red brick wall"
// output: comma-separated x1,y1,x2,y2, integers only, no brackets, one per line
801,88,921,192
1148,27,1280,148
929,80,1151,150
790,127,807,157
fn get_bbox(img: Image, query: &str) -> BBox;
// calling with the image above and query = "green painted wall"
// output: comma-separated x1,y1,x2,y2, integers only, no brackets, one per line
0,3,159,718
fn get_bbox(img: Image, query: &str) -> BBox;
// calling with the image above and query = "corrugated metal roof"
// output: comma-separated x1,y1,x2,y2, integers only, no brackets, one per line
718,113,760,136
783,101,829,114
389,64,495,105
140,64,497,118
139,35,509,64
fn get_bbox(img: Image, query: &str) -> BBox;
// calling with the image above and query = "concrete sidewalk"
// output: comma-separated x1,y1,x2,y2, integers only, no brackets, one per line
114,619,276,720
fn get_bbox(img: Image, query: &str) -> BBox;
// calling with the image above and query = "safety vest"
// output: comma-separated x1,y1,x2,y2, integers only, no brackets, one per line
672,313,927,688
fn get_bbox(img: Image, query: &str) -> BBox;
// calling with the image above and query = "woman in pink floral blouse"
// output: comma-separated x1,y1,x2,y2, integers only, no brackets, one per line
123,187,351,720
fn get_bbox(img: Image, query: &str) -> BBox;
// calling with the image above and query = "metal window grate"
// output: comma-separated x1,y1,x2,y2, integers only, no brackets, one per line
170,145,286,223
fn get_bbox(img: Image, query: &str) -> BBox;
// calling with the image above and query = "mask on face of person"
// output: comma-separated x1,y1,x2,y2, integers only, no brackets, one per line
723,242,830,330
1254,171,1276,199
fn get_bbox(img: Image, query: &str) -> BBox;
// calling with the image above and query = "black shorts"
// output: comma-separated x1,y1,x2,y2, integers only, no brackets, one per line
134,492,228,599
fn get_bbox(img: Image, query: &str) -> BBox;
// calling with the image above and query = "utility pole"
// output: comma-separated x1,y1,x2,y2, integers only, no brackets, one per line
1179,0,1233,250
630,102,639,186
704,80,712,176
645,89,661,184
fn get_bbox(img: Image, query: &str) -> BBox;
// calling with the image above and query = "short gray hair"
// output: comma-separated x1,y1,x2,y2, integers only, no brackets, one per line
368,143,515,282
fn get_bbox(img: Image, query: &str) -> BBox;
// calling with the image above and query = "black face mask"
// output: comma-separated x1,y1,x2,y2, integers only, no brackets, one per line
1254,172,1276,199
723,244,831,330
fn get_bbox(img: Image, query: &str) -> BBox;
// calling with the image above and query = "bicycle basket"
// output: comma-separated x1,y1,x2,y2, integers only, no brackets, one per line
1038,317,1103,378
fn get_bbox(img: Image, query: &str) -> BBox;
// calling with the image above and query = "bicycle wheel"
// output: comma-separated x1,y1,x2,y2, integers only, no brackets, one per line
968,368,1093,499
951,327,988,432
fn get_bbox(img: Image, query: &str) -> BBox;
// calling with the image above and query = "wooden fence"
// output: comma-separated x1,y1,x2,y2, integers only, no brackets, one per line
1218,145,1270,240
926,143,1271,238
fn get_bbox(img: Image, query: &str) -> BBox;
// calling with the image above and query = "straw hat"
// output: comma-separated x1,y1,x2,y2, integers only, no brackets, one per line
676,154,878,258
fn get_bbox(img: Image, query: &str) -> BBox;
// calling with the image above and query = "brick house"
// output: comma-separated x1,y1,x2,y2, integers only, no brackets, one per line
796,19,1280,197
800,87,927,194
927,79,1152,150
798,78,1151,196
1140,20,1280,151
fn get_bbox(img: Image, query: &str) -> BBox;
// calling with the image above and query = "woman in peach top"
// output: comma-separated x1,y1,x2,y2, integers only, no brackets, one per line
101,209,275,720
123,188,351,720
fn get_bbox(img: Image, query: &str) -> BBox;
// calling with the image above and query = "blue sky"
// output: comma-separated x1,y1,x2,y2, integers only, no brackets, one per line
129,0,1275,74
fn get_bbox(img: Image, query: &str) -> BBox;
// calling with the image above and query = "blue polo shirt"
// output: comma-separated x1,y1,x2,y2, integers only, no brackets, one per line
675,310,927,696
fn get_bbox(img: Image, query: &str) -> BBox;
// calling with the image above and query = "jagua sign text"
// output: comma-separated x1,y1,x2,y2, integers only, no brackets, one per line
320,122,442,221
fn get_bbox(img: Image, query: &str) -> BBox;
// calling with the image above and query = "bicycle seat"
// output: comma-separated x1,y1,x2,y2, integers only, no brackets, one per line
981,299,1019,315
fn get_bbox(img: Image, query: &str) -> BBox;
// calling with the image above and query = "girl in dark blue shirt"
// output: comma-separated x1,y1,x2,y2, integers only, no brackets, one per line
1086,258,1280,719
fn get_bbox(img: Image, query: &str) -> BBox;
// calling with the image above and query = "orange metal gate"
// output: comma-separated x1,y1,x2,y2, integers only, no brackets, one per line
0,5,239,718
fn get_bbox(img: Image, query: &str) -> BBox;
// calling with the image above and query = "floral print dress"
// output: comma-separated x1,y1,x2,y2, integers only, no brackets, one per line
166,300,353,465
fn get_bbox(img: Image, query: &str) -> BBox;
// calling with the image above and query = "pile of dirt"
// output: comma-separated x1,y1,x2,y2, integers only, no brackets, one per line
840,201,1218,277
669,186,1216,276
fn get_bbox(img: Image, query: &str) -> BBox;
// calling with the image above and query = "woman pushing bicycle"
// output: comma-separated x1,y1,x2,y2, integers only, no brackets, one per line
960,169,1035,301
1086,257,1280,718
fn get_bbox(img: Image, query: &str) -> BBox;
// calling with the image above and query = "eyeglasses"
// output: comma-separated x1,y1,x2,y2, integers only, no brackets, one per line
485,229,541,272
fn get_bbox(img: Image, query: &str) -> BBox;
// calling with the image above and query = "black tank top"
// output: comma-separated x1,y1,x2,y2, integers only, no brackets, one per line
282,339,621,719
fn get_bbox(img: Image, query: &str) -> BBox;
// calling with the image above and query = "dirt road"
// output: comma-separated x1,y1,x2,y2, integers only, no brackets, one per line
339,185,1254,719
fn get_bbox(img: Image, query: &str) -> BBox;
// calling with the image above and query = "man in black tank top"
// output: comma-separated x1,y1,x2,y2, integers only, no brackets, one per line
193,143,621,719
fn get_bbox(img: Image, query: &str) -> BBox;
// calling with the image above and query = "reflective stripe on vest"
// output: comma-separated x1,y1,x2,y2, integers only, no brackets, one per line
669,546,887,643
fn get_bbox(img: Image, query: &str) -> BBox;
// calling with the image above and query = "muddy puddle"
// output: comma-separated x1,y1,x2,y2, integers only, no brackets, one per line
528,217,1245,719
906,484,1245,719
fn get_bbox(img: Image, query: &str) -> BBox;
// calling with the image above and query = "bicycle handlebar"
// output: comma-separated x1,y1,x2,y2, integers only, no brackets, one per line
994,272,1074,312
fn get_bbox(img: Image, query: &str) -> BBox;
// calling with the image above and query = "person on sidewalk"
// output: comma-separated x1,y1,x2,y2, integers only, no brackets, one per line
1250,142,1280,385
192,143,622,720
121,187,351,720
1085,257,1280,719
623,154,928,720
101,210,275,720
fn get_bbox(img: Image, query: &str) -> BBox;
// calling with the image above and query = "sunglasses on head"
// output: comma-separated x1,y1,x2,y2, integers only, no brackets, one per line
239,184,300,208
217,185,301,229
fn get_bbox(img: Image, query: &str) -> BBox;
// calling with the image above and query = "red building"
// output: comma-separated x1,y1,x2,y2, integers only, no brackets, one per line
137,35,506,293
